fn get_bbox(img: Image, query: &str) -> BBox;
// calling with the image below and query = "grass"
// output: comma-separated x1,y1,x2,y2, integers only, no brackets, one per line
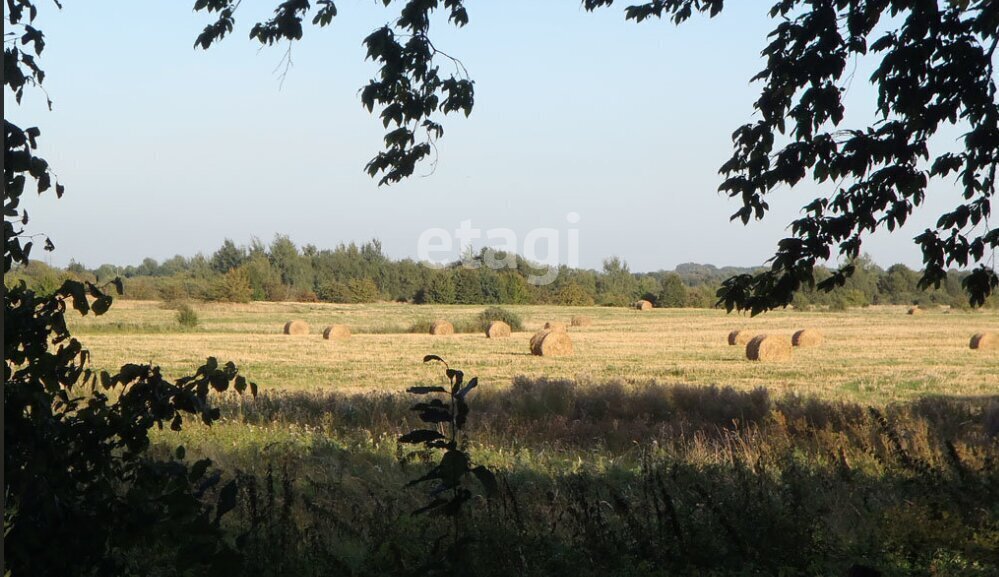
68,300,999,404
69,299,999,575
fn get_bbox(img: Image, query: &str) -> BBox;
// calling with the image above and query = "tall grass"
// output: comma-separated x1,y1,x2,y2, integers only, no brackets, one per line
160,381,999,576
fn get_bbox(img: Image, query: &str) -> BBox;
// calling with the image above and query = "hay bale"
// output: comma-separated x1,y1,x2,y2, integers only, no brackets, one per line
792,329,823,347
322,324,351,340
283,320,309,335
970,332,998,350
746,334,792,362
429,320,454,336
727,330,753,346
635,300,653,311
570,315,592,327
544,321,568,332
529,329,549,352
530,329,573,357
907,306,922,315
485,321,511,338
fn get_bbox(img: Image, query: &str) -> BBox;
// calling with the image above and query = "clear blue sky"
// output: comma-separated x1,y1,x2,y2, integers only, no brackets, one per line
7,1,968,272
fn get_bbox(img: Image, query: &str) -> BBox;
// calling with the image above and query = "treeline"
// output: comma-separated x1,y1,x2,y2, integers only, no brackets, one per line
6,236,994,309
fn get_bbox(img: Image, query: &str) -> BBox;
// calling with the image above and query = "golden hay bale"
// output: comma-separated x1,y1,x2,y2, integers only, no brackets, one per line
792,329,823,347
727,330,753,346
429,320,454,336
530,330,573,357
970,332,998,350
485,321,511,338
635,300,653,311
529,329,549,352
746,334,792,362
322,324,351,340
570,315,592,327
283,320,309,335
907,306,922,315
544,321,568,332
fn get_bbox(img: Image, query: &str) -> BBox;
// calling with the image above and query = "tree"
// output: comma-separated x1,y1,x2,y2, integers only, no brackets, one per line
268,234,313,291
879,263,921,303
212,267,254,303
5,7,255,573
422,270,457,304
597,257,639,305
211,238,247,274
193,0,997,312
658,273,688,308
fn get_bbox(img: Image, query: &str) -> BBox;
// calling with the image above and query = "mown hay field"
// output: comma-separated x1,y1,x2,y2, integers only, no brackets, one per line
69,300,999,403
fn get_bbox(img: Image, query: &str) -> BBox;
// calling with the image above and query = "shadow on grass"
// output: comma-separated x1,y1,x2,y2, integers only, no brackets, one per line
218,377,998,453
205,380,999,577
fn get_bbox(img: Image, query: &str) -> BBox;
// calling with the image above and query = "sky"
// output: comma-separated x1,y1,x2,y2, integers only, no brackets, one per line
6,0,974,272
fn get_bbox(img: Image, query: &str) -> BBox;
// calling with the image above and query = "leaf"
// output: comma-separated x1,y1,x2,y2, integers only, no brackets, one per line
471,465,498,498
175,445,186,460
438,450,470,486
189,458,211,482
456,376,478,399
91,295,112,316
399,429,446,444
423,354,445,364
214,479,238,523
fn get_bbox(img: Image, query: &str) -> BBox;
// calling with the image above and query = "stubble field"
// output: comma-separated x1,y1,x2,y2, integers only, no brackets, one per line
63,299,999,575
70,300,999,403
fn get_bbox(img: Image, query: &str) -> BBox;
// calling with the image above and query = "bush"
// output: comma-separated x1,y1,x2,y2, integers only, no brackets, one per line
556,282,595,306
211,267,253,303
175,303,199,329
476,306,524,332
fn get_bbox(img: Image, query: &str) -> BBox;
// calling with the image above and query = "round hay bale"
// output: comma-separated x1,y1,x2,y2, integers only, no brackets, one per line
530,330,573,357
792,329,823,347
529,329,550,352
970,332,998,350
907,306,922,315
635,300,653,311
485,320,511,338
544,321,568,332
727,330,753,346
429,320,454,336
283,320,309,335
746,334,792,362
570,315,592,327
322,324,351,340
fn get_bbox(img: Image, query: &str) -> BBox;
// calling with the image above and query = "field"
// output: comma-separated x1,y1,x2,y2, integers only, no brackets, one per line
70,300,999,402
69,300,999,576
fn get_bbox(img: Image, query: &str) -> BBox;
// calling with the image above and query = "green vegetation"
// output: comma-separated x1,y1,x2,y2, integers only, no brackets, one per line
8,1,998,575
476,306,524,332
9,241,994,311
161,381,999,577
174,302,200,329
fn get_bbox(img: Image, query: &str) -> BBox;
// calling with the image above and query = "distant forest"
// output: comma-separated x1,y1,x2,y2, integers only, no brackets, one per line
7,235,994,309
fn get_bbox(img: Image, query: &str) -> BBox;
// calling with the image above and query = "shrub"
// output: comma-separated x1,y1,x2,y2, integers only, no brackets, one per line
556,282,595,306
476,306,523,332
346,277,380,303
211,267,253,303
175,303,199,329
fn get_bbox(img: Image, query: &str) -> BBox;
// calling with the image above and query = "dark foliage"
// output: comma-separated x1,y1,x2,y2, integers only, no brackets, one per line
5,4,256,574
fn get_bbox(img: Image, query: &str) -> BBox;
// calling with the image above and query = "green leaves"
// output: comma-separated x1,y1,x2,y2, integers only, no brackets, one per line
400,356,496,521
